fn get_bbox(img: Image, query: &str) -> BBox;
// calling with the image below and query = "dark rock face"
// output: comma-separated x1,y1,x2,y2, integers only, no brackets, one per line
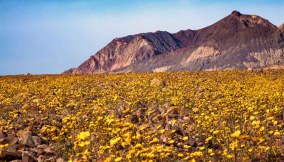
65,11,284,73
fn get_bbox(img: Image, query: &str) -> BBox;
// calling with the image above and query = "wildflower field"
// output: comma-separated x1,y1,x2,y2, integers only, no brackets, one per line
0,71,284,161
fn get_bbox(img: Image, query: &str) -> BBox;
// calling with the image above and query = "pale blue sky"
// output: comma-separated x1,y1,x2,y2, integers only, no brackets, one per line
1,0,284,75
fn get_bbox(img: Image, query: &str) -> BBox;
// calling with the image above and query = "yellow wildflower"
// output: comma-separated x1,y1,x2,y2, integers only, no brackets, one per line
169,140,174,144
184,145,191,149
230,130,241,138
229,141,238,151
178,153,184,157
213,130,220,135
110,137,121,147
114,157,122,162
192,108,199,113
274,131,280,136
250,116,255,120
226,154,234,159
205,136,212,143
77,131,90,140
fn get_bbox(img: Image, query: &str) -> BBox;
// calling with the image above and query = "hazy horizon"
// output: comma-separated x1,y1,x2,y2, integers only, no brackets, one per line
1,0,284,75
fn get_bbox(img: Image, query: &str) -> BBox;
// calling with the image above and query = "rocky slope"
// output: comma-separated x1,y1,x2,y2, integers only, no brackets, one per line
64,11,284,73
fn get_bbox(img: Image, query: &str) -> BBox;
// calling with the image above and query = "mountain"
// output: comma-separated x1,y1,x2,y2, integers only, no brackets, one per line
64,11,284,74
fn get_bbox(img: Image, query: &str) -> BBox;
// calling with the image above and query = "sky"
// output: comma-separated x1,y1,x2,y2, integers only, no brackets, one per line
1,0,284,75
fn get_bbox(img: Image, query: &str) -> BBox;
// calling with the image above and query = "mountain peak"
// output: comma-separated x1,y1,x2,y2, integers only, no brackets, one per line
231,10,242,16
226,11,276,29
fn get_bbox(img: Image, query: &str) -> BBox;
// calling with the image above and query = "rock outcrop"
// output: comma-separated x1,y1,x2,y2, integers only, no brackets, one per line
64,11,284,73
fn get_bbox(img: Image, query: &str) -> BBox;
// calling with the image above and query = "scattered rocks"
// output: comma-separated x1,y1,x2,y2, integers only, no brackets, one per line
56,158,64,162
29,148,43,155
31,136,43,146
10,160,22,162
188,138,197,147
0,130,7,139
37,144,48,150
10,137,19,145
150,78,162,87
0,136,19,147
44,146,55,154
0,137,9,144
6,146,18,154
22,151,35,162
22,136,35,147
0,130,62,161
17,130,32,141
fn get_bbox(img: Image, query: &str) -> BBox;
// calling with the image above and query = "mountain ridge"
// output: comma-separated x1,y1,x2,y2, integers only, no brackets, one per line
64,11,284,74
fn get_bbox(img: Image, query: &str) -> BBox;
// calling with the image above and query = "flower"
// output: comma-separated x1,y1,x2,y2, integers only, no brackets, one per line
229,141,238,150
110,137,121,147
230,130,241,138
184,145,191,149
114,157,122,162
168,140,175,144
190,151,203,157
182,136,188,141
213,130,220,135
205,136,212,143
178,153,184,157
251,120,260,125
226,154,234,159
77,131,90,140
274,131,280,136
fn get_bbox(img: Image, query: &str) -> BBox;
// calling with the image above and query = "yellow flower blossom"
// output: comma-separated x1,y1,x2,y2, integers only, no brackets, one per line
182,136,188,141
190,151,203,157
274,131,280,136
226,154,234,159
77,131,90,140
168,140,175,144
205,136,212,143
230,130,241,138
213,130,220,135
114,157,122,162
229,141,238,151
110,137,121,147
184,145,191,149
178,153,184,157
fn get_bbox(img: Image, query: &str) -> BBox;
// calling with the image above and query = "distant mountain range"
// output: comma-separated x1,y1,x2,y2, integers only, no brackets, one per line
64,11,284,74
